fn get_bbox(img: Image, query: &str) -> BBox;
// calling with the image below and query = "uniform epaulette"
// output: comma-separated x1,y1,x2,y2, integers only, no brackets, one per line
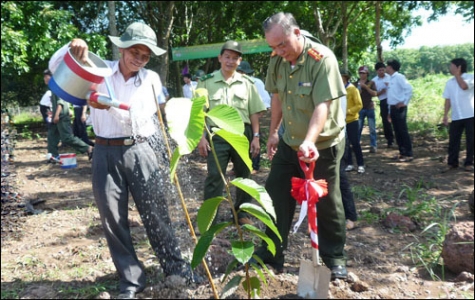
199,73,214,81
241,74,256,83
308,48,324,62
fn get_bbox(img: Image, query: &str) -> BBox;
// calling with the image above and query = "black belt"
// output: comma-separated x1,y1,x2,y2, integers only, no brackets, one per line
95,136,144,146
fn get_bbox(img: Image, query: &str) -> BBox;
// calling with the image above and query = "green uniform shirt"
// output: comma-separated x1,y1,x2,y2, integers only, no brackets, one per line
197,70,266,125
265,36,346,150
52,94,71,120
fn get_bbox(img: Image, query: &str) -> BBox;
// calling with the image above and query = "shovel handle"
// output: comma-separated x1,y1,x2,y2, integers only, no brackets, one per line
297,151,315,179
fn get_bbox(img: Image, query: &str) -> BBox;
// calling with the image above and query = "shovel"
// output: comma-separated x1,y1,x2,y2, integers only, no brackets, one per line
290,152,331,299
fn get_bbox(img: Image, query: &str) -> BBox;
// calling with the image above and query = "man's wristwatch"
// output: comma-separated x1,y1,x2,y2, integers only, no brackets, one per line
253,132,260,138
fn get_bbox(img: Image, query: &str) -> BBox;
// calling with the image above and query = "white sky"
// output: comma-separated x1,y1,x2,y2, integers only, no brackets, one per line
383,8,474,49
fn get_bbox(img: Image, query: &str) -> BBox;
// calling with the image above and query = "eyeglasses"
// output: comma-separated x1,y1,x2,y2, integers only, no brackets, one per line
127,48,151,62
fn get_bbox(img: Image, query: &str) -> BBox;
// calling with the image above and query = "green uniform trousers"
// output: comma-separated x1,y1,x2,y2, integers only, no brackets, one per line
204,125,252,219
258,138,347,268
47,116,89,157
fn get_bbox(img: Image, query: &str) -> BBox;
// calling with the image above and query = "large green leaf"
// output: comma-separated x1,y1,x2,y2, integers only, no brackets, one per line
241,224,276,256
240,203,282,243
231,241,254,265
231,178,277,220
196,196,226,233
207,104,244,135
169,148,180,182
191,221,230,269
214,129,252,171
165,96,206,155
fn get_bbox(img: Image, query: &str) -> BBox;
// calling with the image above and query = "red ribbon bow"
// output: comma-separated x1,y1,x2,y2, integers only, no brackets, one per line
291,152,328,249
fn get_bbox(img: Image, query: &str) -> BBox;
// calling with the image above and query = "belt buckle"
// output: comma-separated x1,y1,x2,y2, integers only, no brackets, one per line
123,139,134,146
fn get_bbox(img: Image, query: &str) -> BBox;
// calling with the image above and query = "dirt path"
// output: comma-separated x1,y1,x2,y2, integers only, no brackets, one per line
1,124,474,299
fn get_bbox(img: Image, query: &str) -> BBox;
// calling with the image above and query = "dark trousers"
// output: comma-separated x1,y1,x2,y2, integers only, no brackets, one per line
448,117,474,167
390,106,413,157
73,107,94,146
92,141,186,293
258,139,347,267
379,99,394,146
204,125,252,218
344,120,364,167
340,159,357,221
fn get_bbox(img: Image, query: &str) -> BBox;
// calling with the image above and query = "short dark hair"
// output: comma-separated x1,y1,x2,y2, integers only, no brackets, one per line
43,69,52,76
262,12,300,35
386,59,401,72
183,73,192,79
450,58,467,73
374,62,386,71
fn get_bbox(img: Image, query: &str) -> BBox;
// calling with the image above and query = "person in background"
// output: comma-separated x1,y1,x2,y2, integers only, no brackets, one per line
442,58,474,173
49,22,201,299
73,104,94,146
356,66,378,153
341,69,365,174
256,12,348,280
371,62,394,148
339,69,358,230
197,41,266,226
47,93,93,163
182,73,197,99
39,69,53,129
386,59,414,162
236,60,271,174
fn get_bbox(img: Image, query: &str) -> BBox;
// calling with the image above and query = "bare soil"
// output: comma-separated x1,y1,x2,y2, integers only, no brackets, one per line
1,122,474,299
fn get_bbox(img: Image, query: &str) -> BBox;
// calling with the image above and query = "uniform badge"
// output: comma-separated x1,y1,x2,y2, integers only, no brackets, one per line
308,48,324,62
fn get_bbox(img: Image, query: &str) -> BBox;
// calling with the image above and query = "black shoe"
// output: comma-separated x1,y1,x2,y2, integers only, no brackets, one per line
330,265,348,280
117,290,136,299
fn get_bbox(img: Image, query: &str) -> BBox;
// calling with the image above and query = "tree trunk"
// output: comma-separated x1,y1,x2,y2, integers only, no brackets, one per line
107,1,119,61
375,1,383,62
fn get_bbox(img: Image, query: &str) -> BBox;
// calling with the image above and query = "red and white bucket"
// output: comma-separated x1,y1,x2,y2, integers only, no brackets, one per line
48,49,112,106
59,153,77,169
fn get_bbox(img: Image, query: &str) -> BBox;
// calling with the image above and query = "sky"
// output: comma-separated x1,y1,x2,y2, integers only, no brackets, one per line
383,8,474,50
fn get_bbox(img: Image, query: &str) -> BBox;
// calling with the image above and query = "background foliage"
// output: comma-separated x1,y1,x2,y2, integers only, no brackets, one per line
1,1,473,108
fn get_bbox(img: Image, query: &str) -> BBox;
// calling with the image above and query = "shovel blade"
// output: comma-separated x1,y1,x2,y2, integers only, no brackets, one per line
297,259,331,299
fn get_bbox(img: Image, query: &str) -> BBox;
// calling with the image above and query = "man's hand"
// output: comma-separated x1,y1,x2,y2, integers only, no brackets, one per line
87,99,110,110
69,39,89,64
198,136,210,157
299,140,319,163
266,133,279,160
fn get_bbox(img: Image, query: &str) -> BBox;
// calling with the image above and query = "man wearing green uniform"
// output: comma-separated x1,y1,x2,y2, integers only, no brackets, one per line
255,12,348,279
197,41,266,225
47,94,93,161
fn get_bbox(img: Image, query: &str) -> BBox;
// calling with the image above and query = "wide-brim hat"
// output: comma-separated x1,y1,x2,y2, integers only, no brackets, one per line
237,61,254,74
109,22,166,56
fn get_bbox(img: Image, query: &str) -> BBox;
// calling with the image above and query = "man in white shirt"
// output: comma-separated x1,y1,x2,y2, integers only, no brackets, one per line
49,22,201,299
442,58,474,172
386,59,413,162
371,62,394,148
182,73,197,99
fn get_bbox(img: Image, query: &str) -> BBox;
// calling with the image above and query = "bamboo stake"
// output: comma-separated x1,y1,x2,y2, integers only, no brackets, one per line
152,85,219,299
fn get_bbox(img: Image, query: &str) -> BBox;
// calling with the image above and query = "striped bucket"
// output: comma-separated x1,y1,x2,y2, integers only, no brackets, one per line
48,49,112,106
59,153,77,169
